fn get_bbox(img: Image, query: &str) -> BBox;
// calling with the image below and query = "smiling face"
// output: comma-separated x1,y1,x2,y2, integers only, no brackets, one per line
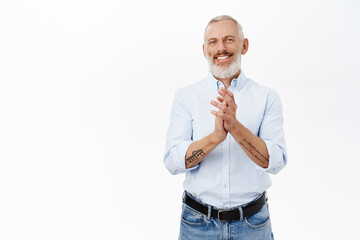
203,20,248,79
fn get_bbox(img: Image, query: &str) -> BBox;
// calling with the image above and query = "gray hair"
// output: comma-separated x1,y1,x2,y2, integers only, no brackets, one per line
204,15,244,44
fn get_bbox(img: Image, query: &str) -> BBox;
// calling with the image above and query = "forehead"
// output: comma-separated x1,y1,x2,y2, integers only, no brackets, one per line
205,20,239,40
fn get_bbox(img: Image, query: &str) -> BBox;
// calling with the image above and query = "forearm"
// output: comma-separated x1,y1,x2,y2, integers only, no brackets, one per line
230,121,270,168
185,133,221,169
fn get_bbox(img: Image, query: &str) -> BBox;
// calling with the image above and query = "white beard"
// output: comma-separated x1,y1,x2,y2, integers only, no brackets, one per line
207,53,241,79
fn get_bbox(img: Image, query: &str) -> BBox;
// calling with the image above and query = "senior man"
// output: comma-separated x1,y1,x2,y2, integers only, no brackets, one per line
164,15,287,240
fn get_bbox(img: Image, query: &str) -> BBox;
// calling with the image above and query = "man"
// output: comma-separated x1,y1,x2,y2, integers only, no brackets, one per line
164,15,287,240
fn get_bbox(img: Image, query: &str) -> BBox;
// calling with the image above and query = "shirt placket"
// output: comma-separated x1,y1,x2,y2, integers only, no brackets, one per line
221,84,235,209
222,133,231,208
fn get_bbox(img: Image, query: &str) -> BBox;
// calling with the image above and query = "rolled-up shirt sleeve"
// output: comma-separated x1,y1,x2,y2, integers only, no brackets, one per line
163,90,198,175
256,90,287,174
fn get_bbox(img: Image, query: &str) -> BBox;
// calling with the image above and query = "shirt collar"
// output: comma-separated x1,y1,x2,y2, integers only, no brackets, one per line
206,70,247,92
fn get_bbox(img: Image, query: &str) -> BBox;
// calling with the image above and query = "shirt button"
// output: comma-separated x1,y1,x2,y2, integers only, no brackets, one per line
224,184,227,188
224,160,227,164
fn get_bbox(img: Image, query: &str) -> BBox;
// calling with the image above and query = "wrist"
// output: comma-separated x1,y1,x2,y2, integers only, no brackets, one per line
229,120,241,134
209,132,223,145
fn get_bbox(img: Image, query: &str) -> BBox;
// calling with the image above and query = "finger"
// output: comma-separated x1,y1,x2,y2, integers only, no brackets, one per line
217,96,224,103
222,99,229,107
219,89,236,110
218,88,233,101
218,90,235,107
210,100,227,111
219,88,235,104
220,87,234,98
210,110,225,118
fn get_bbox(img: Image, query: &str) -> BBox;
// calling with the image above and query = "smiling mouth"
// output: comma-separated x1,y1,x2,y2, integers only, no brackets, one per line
217,56,230,60
214,53,233,63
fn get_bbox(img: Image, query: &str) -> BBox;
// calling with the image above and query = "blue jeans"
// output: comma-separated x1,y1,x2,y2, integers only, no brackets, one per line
179,194,274,240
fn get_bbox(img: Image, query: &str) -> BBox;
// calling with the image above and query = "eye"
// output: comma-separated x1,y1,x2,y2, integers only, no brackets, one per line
227,38,234,42
209,40,216,45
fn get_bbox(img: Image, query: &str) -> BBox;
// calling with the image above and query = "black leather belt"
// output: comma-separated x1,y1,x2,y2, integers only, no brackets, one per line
184,192,266,222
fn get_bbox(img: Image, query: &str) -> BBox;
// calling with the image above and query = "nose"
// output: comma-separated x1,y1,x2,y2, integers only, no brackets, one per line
216,40,226,54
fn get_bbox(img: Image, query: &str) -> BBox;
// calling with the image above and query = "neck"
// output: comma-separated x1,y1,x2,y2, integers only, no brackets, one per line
213,69,241,88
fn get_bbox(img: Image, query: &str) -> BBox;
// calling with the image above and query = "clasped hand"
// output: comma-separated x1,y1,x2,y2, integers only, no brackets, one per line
210,87,239,136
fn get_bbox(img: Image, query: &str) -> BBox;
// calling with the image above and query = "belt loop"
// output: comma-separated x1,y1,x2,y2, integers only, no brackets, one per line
182,191,186,202
238,206,244,221
207,205,211,221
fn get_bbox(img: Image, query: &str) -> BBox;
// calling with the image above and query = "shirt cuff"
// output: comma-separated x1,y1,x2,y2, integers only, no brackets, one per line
175,140,199,173
254,139,285,174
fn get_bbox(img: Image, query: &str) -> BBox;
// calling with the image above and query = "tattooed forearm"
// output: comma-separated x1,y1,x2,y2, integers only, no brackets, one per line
239,138,269,165
186,149,205,164
243,139,269,161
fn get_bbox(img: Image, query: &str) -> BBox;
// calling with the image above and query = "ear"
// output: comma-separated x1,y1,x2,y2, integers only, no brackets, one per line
241,38,249,55
203,44,207,58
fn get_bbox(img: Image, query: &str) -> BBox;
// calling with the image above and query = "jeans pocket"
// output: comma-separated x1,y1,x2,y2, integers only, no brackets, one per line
181,204,206,226
244,202,270,229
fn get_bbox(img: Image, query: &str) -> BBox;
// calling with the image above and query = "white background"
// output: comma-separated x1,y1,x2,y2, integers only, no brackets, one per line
1,0,359,239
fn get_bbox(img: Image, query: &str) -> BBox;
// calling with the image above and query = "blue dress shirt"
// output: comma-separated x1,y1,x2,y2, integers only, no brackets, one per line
164,70,287,209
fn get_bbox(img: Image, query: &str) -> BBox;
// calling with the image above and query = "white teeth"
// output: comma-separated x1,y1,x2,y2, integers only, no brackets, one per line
217,56,229,60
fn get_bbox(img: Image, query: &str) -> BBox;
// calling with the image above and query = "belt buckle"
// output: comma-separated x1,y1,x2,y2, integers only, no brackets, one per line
217,209,231,222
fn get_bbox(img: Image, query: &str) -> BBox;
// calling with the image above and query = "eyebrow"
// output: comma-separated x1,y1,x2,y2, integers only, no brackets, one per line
207,35,236,42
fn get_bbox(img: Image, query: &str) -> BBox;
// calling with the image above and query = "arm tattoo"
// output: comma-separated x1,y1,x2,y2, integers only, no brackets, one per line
239,138,269,165
186,149,205,164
